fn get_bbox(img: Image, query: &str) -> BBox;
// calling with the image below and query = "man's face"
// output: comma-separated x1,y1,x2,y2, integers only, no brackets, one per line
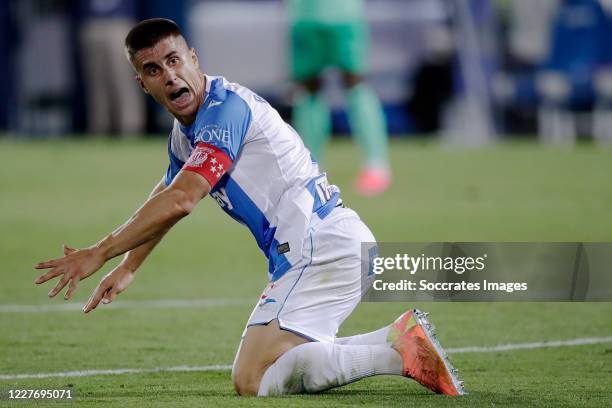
131,35,205,125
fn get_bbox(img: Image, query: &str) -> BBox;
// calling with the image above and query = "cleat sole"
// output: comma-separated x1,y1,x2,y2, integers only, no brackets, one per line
413,309,466,396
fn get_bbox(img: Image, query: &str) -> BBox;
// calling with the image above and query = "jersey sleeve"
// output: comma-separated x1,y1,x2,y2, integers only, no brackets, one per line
192,91,252,161
182,90,252,186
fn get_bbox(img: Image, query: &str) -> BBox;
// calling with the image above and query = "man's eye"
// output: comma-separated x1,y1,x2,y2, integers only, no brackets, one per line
148,67,159,76
169,57,179,65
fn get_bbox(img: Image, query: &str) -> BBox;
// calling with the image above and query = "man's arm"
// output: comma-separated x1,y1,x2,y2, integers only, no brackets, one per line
34,170,211,311
95,171,210,261
80,178,170,307
118,177,168,272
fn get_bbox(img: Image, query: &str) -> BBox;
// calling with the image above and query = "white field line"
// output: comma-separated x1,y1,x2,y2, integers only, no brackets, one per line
0,365,233,380
446,336,612,353
0,298,250,313
1,336,611,381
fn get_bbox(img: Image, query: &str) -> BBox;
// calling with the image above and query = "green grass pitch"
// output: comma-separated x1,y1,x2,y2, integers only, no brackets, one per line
0,137,611,407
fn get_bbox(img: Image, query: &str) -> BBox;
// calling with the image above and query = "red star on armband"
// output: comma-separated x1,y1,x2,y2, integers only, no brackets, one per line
183,142,233,187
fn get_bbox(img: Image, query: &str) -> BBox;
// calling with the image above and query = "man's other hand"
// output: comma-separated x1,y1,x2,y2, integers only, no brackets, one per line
82,265,135,313
34,245,106,301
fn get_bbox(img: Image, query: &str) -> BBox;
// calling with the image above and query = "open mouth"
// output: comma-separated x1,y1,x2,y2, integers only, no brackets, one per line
169,87,191,106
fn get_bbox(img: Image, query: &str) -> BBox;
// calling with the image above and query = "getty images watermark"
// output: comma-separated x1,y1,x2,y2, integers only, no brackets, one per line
360,243,612,301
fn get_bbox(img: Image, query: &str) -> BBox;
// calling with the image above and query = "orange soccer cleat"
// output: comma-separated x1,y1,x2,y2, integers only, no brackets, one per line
388,309,465,396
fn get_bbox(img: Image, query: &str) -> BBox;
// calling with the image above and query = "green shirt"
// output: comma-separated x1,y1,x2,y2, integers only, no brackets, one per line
288,0,365,23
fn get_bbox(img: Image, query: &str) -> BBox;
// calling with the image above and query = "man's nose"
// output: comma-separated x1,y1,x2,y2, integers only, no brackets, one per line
163,68,177,85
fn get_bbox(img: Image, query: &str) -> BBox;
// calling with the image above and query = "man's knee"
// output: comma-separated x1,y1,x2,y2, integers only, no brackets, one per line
231,320,309,396
232,364,261,396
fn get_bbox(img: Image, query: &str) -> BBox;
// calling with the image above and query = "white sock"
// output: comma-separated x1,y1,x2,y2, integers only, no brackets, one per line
257,342,402,396
335,325,391,345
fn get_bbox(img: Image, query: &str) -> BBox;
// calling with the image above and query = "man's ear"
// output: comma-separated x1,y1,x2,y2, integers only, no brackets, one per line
190,48,199,68
136,75,149,94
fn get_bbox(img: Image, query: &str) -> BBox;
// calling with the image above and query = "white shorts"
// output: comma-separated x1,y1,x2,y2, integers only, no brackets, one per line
243,207,376,343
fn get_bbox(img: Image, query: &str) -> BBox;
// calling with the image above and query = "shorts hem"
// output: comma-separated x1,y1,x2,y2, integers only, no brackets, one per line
245,319,329,343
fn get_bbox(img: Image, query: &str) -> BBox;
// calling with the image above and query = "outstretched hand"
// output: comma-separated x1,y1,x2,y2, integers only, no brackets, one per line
82,265,135,313
34,245,106,302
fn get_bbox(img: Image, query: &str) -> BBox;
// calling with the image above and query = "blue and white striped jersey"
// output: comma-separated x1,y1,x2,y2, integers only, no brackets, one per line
165,75,341,281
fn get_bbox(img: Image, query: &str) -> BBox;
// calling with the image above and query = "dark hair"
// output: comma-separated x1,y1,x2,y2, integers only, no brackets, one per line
125,18,184,60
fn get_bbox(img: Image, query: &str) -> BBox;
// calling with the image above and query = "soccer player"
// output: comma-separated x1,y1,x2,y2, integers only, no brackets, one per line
288,0,391,196
33,19,463,397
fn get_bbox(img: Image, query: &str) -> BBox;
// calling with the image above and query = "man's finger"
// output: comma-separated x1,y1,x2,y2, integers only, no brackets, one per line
48,276,69,298
34,267,63,284
63,245,76,255
34,257,64,270
102,288,119,304
63,278,79,300
83,282,110,313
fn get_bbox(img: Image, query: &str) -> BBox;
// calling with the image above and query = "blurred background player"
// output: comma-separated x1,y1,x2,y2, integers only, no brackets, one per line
287,0,391,196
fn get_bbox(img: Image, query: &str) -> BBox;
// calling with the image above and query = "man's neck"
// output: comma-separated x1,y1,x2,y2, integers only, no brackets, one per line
176,72,207,126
